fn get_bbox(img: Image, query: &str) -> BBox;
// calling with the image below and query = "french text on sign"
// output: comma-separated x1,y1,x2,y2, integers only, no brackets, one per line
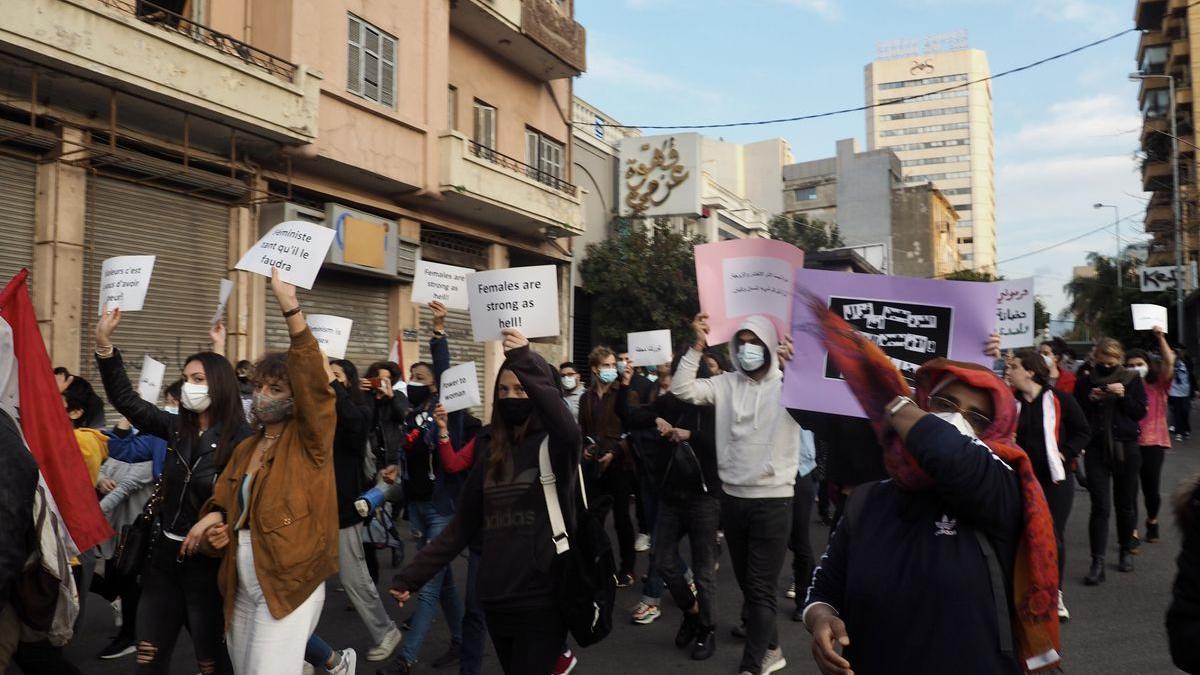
306,314,353,359
98,255,156,314
235,221,336,290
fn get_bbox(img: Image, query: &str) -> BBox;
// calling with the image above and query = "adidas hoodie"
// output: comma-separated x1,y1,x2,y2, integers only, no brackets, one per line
671,315,800,499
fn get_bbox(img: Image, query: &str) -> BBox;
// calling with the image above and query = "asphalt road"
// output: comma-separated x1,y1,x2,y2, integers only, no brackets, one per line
42,438,1200,675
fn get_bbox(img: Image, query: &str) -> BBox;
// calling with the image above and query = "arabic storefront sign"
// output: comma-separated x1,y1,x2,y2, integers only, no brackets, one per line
995,278,1035,350
618,133,703,218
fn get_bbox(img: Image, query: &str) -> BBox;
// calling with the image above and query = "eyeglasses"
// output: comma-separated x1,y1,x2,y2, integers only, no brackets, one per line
926,395,992,435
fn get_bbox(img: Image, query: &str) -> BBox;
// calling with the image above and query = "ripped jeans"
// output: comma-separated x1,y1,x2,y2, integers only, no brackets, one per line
135,535,232,674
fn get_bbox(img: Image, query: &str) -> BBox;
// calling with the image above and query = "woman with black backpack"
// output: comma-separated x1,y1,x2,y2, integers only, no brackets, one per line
384,328,584,675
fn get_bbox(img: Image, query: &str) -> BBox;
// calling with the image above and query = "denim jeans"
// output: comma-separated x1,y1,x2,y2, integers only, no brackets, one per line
304,635,333,668
721,494,792,673
400,501,464,664
638,467,664,601
460,548,488,675
655,493,721,627
338,523,397,644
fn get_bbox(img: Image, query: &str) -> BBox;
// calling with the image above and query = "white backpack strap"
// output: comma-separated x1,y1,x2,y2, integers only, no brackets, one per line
539,437,571,555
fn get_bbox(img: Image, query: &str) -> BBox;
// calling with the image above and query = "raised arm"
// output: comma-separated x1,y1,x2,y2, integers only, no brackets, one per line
1157,327,1177,378
94,308,173,440
500,330,582,450
670,314,717,406
272,270,336,466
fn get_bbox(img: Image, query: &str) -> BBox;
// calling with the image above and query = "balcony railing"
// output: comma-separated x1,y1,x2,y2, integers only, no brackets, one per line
98,0,298,82
468,140,577,197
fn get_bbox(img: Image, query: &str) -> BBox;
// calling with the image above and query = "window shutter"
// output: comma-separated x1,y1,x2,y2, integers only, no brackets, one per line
380,35,396,108
347,16,362,95
363,26,381,102
526,130,539,172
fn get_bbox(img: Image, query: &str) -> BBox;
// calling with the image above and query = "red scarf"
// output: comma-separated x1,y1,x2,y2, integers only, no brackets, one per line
808,294,1061,673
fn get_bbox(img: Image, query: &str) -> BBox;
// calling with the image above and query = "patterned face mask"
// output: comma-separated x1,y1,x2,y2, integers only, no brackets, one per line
252,393,294,425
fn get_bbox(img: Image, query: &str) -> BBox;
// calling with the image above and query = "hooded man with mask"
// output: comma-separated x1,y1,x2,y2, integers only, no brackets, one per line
672,313,801,675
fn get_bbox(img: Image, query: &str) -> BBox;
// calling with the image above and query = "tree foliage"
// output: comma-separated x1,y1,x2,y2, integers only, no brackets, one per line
579,218,704,348
1063,252,1173,348
768,214,843,252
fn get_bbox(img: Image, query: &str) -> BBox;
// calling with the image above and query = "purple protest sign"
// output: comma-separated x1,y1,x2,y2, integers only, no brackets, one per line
782,268,999,418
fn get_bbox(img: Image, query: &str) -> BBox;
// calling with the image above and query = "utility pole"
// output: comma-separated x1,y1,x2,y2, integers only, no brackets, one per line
1094,203,1121,293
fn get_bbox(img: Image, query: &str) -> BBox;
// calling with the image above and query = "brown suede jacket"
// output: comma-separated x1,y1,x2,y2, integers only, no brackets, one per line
205,326,338,624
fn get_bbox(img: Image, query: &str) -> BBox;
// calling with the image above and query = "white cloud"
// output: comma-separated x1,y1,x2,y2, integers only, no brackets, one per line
1030,0,1122,28
1007,94,1141,153
773,0,840,20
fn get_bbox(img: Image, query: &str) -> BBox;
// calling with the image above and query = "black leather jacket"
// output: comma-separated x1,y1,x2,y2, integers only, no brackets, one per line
368,391,411,471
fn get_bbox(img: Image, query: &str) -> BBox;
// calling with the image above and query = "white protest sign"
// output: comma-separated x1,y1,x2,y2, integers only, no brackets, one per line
466,265,559,342
307,314,354,359
1132,304,1169,332
627,330,673,367
137,355,166,404
439,362,481,413
723,256,794,323
98,255,156,314
211,279,235,325
995,278,1035,349
234,221,335,290
411,260,473,310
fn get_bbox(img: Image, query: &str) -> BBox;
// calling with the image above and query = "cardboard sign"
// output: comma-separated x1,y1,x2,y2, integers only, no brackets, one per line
211,279,235,325
439,362,481,413
627,330,673,367
996,278,1035,349
695,239,805,344
466,266,559,341
98,255,156,314
235,221,335,290
411,260,473,310
306,314,353,359
136,354,166,404
783,268,999,418
1132,304,1169,332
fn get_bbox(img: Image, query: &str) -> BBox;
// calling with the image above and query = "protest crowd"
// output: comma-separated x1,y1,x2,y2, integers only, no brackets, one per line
6,231,1200,675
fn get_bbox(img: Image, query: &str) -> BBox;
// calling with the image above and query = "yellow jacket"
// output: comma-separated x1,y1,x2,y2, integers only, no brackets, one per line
74,427,109,486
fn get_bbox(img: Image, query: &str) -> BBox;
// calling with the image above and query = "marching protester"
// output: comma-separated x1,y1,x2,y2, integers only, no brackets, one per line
184,269,338,674
386,327,582,675
361,359,410,582
1008,350,1091,622
1126,328,1174,547
1075,337,1148,581
95,304,252,674
673,313,800,675
1039,340,1077,396
1170,344,1197,442
625,362,674,625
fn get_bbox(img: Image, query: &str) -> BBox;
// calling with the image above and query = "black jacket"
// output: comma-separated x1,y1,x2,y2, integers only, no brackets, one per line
96,349,252,538
1015,387,1091,486
368,390,410,471
626,390,719,500
792,411,888,488
806,416,1023,675
333,382,372,528
1074,368,1148,446
1170,476,1200,673
0,409,37,606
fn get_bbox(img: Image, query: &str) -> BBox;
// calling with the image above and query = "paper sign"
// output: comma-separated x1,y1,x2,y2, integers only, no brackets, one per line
307,314,353,359
411,260,473,310
782,268,999,418
234,221,336,290
996,278,1035,349
136,355,166,404
98,255,156,314
627,330,673,367
466,265,559,341
695,239,805,344
1132,304,1169,332
439,362,481,413
211,279,235,325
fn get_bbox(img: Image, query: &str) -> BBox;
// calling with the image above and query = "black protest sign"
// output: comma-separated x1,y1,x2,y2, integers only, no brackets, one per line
825,296,952,378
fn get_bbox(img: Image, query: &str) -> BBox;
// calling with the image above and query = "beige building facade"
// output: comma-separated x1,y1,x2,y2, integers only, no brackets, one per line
865,46,995,271
0,0,585,413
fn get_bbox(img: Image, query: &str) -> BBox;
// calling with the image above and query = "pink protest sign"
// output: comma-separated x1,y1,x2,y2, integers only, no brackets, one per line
782,268,999,418
695,239,805,345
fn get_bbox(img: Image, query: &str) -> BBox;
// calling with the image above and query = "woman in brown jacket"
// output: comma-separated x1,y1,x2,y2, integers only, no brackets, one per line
185,269,338,674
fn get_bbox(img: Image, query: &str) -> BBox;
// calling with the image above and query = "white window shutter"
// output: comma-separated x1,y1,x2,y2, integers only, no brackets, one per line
347,16,362,95
380,36,396,108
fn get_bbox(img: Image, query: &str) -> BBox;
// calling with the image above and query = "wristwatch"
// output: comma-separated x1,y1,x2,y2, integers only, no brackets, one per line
886,395,916,417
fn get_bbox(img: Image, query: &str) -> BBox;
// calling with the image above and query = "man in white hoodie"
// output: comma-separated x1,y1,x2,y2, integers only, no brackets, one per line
672,313,800,675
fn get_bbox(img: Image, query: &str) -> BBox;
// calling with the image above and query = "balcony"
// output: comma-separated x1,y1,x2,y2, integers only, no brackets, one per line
1146,201,1174,233
437,131,582,237
0,0,320,144
1144,157,1174,192
1136,0,1168,30
450,0,585,80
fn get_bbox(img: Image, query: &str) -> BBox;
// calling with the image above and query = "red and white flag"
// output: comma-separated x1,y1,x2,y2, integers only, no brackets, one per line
0,270,113,552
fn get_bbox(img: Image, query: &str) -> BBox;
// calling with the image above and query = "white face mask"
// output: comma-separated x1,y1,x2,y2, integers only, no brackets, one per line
647,374,659,383
1131,365,1149,379
180,382,211,413
162,405,179,415
1042,354,1055,368
932,411,978,439
737,343,766,372
561,375,578,391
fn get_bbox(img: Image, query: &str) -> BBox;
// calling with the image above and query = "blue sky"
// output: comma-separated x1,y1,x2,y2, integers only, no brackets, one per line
574,0,1146,318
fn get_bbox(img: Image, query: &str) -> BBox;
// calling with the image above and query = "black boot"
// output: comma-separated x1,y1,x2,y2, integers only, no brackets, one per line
691,626,716,661
1118,549,1135,573
1084,557,1106,585
675,612,700,649
791,605,805,622
1147,520,1161,543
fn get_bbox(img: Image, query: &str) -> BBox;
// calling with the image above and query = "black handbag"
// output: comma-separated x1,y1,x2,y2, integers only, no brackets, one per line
114,477,165,578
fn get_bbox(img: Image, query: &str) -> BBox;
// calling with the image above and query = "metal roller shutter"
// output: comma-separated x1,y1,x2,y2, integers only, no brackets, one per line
0,156,37,284
265,270,393,372
78,178,229,398
417,305,486,417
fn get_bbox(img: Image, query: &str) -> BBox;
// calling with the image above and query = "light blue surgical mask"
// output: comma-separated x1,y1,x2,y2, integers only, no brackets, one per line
597,367,618,385
737,343,766,372
646,374,659,383
616,361,627,375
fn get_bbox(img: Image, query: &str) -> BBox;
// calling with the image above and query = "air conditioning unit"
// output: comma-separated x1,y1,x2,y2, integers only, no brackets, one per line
258,202,418,280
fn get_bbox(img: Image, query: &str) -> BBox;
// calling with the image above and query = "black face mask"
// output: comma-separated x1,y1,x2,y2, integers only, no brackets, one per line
407,383,431,407
497,398,534,427
1095,363,1117,377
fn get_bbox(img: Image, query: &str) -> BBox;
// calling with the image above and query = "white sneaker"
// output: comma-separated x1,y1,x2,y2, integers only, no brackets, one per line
762,646,787,674
366,627,403,662
329,648,357,675
634,532,652,552
631,601,661,625
785,581,796,599
302,663,315,675
1057,590,1070,623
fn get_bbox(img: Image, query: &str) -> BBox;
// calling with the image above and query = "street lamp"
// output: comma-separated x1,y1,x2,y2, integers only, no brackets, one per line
1094,203,1121,292
1131,72,1185,343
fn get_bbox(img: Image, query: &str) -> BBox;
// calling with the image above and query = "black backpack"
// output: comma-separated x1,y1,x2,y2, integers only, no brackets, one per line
538,438,615,647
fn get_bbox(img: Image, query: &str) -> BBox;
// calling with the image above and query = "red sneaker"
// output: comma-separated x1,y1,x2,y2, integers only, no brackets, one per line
552,648,578,675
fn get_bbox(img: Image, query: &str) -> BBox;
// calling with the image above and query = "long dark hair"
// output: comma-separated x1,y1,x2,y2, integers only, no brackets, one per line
180,351,245,468
331,358,364,404
1126,348,1162,384
487,364,539,481
1015,349,1051,388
